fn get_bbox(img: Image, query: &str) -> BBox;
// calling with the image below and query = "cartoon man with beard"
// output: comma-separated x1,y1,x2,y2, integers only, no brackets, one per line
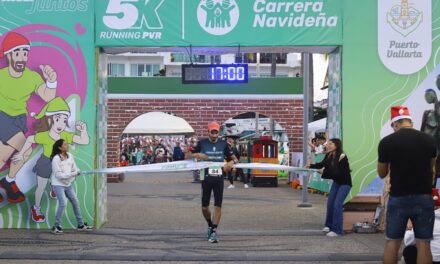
0,31,57,203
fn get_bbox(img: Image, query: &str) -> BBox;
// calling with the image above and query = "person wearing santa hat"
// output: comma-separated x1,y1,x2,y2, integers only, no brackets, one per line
0,31,58,203
12,97,89,223
378,106,437,264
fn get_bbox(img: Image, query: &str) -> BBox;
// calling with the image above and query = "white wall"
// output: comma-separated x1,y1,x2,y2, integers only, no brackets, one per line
108,52,304,78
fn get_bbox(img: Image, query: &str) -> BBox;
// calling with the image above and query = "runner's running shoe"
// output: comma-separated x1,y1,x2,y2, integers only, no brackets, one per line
207,227,213,238
208,231,219,243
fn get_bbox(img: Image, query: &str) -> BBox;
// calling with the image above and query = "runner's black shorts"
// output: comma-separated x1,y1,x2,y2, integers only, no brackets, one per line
201,175,224,207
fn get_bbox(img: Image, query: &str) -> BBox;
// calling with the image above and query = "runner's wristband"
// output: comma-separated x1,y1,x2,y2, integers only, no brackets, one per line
46,80,57,89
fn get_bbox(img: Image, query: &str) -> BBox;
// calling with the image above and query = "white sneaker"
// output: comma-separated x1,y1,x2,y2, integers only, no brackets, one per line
227,185,235,189
322,227,330,233
244,184,249,189
326,231,339,237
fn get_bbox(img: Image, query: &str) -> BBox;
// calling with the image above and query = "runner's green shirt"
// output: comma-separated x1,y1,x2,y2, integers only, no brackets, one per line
0,67,43,116
35,131,74,158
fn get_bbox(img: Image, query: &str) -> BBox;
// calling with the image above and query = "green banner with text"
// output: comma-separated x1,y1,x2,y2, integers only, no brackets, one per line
95,0,342,47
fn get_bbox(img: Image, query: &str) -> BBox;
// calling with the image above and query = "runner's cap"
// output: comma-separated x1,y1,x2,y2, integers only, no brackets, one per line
208,122,220,132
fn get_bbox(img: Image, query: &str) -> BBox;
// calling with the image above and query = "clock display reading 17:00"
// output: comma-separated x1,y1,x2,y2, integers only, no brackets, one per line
182,64,248,84
211,66,246,81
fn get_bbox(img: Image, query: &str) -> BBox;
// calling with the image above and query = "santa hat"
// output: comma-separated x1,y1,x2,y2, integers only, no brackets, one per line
390,106,412,123
0,32,30,58
30,97,71,119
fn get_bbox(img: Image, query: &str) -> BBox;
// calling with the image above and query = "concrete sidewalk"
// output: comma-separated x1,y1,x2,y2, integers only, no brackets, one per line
0,172,386,263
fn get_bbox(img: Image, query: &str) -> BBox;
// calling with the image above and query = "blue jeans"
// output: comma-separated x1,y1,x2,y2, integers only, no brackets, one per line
386,194,434,240
326,183,351,235
53,185,84,227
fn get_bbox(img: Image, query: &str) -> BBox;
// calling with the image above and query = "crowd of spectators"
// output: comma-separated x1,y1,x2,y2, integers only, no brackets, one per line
118,135,197,166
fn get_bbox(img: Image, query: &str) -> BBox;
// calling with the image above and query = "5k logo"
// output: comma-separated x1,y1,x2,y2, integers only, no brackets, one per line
103,0,164,30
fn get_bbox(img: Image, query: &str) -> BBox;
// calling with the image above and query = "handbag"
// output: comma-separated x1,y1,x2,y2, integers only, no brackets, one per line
433,188,440,206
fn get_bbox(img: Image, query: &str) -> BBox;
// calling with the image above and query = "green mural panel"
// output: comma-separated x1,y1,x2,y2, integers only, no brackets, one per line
342,0,440,199
0,1,97,229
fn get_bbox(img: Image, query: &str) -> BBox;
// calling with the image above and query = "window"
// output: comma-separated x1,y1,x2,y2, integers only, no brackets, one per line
235,53,257,63
259,53,287,64
130,64,161,77
236,53,288,64
170,53,219,63
108,63,125,76
259,74,289,78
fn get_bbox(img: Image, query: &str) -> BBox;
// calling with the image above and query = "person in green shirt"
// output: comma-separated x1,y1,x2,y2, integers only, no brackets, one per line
13,97,89,222
0,31,58,203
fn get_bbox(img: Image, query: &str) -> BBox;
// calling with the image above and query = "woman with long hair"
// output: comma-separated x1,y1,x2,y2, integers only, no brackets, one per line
50,139,92,234
12,97,89,223
307,138,352,237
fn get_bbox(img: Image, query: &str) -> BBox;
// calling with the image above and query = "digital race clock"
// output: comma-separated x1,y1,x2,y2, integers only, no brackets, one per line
182,64,248,84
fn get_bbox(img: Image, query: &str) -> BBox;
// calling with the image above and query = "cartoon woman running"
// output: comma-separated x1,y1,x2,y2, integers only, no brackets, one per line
13,96,89,223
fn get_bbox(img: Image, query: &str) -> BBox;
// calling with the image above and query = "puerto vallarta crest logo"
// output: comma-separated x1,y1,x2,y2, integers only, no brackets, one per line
197,0,239,35
387,0,422,37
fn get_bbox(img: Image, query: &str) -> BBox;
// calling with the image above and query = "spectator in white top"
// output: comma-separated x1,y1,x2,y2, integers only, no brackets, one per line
403,209,440,264
315,136,327,154
50,139,92,234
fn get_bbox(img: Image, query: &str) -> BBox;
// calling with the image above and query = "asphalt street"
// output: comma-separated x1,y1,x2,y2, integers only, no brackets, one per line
0,171,386,263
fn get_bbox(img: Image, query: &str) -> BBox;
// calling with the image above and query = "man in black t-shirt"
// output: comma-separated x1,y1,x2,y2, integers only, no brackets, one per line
225,135,247,189
378,106,437,264
191,121,237,243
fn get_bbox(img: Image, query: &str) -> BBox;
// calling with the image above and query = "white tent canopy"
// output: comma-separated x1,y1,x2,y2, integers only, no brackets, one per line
123,112,194,135
308,118,326,136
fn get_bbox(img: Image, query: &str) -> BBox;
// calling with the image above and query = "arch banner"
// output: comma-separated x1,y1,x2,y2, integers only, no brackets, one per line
95,0,342,47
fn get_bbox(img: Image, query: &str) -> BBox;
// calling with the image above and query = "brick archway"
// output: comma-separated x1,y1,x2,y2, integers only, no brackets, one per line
107,98,304,181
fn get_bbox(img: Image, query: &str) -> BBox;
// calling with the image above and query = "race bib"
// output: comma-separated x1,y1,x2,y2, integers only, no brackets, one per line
208,166,222,176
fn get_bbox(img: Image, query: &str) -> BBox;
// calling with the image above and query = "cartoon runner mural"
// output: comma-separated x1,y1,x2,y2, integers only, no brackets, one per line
0,32,57,203
12,97,89,222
